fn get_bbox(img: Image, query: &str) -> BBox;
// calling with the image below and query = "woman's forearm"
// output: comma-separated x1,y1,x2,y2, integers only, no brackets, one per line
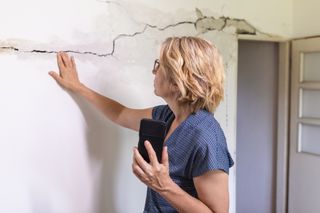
75,83,126,125
159,181,214,213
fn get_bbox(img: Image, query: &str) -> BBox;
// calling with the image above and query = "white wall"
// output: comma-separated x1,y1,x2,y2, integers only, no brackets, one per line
0,0,296,213
293,0,320,38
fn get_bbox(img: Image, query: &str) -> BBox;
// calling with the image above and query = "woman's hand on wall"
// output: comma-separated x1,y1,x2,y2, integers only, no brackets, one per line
49,52,82,92
132,141,174,193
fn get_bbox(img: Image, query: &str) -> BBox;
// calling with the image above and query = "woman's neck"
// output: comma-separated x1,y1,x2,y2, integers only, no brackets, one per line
166,100,192,125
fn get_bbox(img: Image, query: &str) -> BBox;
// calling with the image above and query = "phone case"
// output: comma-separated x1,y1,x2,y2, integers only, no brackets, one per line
138,118,167,163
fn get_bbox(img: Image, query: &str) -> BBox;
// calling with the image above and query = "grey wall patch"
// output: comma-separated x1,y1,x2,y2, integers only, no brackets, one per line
195,8,257,35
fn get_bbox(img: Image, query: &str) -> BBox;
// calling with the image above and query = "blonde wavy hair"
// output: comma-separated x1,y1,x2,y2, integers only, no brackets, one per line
160,36,225,113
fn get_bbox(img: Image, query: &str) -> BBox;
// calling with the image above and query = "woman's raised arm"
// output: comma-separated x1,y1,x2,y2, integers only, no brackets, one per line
49,52,152,131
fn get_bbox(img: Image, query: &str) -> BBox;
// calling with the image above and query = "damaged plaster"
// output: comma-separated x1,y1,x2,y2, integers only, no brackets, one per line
195,8,268,35
0,21,194,57
0,9,271,57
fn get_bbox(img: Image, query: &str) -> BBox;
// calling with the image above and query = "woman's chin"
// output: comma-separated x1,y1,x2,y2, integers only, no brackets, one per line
153,89,160,97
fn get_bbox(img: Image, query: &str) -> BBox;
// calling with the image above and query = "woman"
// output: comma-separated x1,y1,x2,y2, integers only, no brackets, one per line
49,36,234,213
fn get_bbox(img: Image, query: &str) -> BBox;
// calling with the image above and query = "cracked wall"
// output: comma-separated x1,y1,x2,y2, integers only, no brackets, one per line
0,0,293,213
0,12,271,57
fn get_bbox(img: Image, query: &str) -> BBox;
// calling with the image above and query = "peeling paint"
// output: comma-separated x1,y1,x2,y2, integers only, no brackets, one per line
195,16,256,35
195,17,226,32
194,8,275,37
225,18,256,34
0,8,273,57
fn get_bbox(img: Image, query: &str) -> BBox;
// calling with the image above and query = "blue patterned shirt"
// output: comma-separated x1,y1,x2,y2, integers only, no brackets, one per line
143,105,234,213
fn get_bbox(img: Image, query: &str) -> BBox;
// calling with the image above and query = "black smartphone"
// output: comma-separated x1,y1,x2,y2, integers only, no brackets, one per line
138,118,167,163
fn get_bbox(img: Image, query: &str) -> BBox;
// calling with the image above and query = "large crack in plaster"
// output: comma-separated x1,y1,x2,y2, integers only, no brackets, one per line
0,21,194,57
0,46,112,57
0,8,271,57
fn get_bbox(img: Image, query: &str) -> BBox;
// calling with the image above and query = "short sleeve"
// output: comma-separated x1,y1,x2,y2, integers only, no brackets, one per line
191,131,234,177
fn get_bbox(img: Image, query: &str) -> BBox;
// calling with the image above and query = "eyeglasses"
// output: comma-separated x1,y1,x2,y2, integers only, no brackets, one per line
152,59,160,74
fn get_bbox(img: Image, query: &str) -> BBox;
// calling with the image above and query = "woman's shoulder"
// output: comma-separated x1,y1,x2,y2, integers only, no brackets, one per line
190,110,223,132
189,110,226,145
152,105,173,121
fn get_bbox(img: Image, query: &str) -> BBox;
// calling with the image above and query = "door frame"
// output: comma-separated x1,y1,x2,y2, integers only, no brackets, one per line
239,35,320,213
276,42,290,213
238,36,291,213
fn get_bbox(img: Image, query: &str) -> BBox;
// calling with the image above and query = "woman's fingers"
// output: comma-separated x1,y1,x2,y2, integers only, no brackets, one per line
48,71,63,85
144,140,159,166
56,52,77,76
61,52,72,68
132,155,148,180
57,52,65,72
71,56,77,69
132,146,172,192
57,52,72,69
133,147,150,173
50,52,82,92
162,146,169,167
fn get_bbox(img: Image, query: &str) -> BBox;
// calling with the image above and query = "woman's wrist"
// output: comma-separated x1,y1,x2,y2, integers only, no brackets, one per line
158,178,178,197
73,82,86,94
